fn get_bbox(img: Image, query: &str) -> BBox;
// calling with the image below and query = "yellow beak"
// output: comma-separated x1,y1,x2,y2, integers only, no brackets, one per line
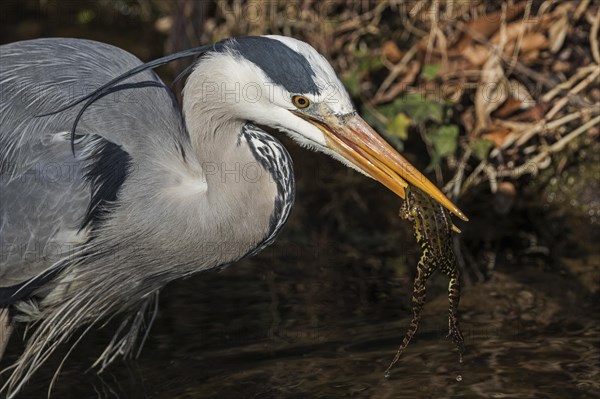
295,111,468,222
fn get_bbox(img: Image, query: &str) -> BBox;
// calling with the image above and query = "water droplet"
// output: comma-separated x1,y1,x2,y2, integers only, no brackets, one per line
456,374,463,382
384,370,391,379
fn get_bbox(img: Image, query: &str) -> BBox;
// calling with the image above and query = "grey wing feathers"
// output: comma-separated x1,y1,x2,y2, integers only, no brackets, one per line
0,38,185,294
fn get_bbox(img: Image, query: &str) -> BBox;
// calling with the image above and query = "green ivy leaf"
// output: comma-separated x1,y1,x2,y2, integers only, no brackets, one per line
377,94,443,124
428,125,459,158
421,63,441,80
342,73,360,98
361,108,404,151
358,55,384,74
77,9,95,25
386,113,411,141
471,138,494,160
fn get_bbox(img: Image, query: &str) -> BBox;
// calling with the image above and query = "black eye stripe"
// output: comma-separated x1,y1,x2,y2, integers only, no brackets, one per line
229,36,320,95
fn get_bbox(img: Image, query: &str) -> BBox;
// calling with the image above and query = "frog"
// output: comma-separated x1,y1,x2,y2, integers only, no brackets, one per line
386,185,464,374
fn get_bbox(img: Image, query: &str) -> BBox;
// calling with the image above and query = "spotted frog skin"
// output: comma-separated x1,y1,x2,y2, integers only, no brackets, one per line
386,186,464,372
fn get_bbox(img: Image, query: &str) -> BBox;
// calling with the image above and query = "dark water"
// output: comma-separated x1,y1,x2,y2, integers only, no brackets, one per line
4,226,599,399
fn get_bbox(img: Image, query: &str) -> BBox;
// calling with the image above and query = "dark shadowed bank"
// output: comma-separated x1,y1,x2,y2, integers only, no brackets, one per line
1,1,598,398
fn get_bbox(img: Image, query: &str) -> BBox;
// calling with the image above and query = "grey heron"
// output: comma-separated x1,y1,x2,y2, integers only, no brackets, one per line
0,35,467,396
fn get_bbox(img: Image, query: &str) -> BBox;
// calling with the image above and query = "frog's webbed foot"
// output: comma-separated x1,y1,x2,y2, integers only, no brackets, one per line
446,275,464,362
386,262,431,374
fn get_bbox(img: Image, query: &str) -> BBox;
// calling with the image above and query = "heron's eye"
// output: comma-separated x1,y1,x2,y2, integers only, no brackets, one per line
292,95,310,109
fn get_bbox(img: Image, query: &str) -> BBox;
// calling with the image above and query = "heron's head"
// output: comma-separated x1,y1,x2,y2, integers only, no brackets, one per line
186,35,466,221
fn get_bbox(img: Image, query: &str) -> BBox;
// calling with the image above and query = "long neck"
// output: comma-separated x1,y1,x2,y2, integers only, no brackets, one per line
80,73,278,285
181,65,279,210
181,60,246,163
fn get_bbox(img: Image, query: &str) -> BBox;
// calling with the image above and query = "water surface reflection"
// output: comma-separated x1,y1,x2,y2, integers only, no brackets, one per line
6,234,598,399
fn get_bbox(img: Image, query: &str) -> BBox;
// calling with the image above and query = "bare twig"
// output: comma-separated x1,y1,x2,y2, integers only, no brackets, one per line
505,0,533,77
484,164,498,193
544,115,600,154
545,67,600,120
542,65,598,103
460,160,487,195
375,44,419,98
498,116,600,178
590,8,600,65
372,61,421,104
574,0,591,21
443,146,472,199
507,110,589,150
502,55,558,89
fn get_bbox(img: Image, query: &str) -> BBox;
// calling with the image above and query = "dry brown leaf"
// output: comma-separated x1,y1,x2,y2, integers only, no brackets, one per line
509,79,535,104
509,102,549,122
493,100,548,123
507,32,549,54
493,98,524,119
461,106,476,137
382,40,403,64
520,49,540,64
452,3,527,53
468,3,528,41
493,181,517,214
490,17,538,45
154,16,172,33
475,53,508,133
481,125,513,147
496,119,535,134
461,44,490,66
456,5,540,68
371,60,420,105
548,4,572,53
437,57,473,78
552,60,571,73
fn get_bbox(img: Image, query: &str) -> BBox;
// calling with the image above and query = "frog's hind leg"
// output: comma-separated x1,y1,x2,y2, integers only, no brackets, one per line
438,244,465,361
447,273,464,362
385,261,431,373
